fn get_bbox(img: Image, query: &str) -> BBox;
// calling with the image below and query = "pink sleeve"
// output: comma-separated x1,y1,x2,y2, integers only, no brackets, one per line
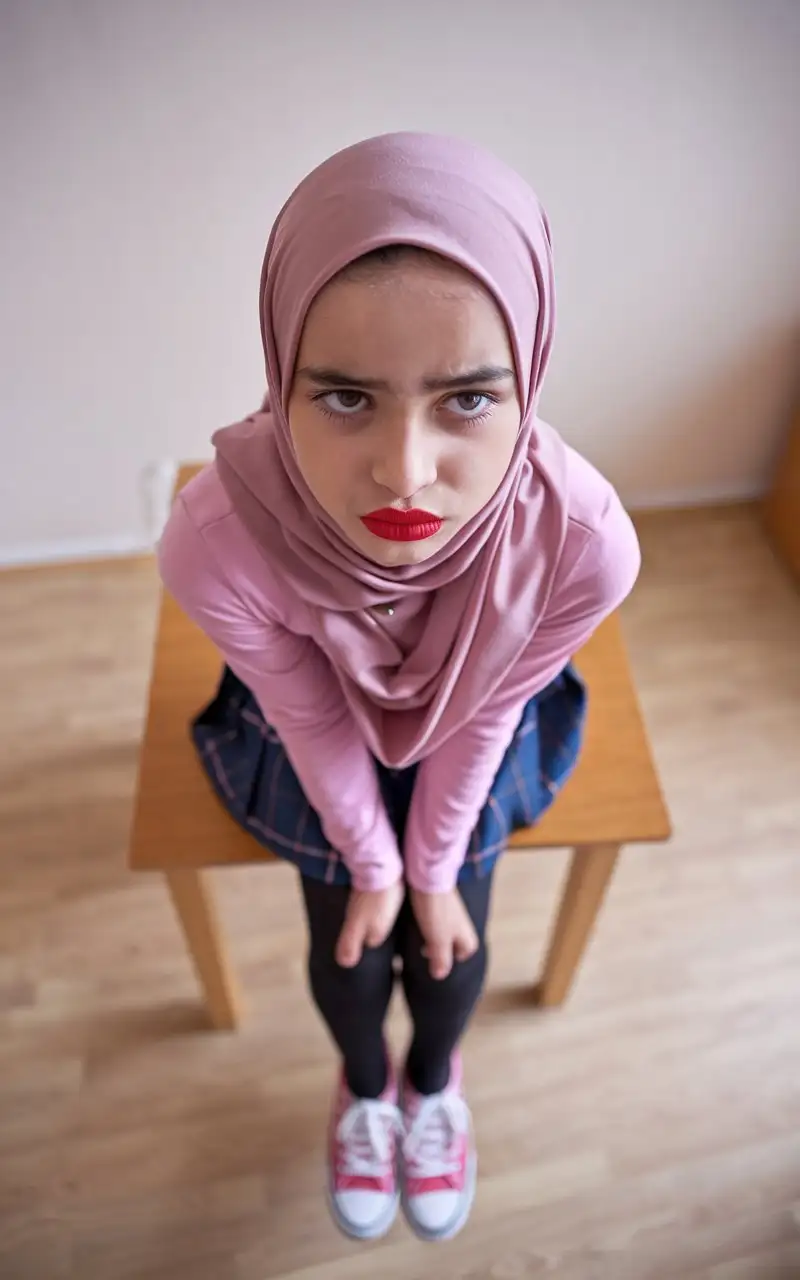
404,493,641,893
157,495,403,893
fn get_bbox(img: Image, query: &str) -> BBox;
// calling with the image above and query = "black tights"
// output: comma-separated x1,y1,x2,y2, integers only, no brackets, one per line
300,875,494,1099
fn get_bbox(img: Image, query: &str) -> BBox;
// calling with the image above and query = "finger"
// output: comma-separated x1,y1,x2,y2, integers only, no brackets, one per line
428,939,453,981
364,917,391,949
453,929,479,962
372,887,404,944
335,916,366,968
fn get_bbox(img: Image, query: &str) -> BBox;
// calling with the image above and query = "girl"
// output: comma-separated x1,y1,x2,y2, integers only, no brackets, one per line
158,132,640,1244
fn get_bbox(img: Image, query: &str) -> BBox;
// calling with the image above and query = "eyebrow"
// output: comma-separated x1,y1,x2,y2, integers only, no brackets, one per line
296,364,515,392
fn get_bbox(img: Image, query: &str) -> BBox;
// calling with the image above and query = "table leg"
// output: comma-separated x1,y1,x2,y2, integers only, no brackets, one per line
536,843,621,1007
165,868,242,1030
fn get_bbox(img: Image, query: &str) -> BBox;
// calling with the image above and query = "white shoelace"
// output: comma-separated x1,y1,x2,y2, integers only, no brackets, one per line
402,1093,470,1178
337,1099,401,1178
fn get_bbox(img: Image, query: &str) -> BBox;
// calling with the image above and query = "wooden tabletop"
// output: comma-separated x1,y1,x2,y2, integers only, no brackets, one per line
130,466,670,871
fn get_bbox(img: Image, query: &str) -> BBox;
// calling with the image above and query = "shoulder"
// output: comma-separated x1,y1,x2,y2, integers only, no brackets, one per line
563,445,620,533
157,461,237,590
554,444,641,616
173,460,238,531
157,462,288,624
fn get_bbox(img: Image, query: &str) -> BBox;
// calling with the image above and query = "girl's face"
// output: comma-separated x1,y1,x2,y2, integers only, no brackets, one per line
287,255,521,567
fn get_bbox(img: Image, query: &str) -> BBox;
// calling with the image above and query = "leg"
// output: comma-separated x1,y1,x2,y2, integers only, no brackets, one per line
165,868,242,1030
400,874,494,1095
300,877,396,1099
537,843,621,1007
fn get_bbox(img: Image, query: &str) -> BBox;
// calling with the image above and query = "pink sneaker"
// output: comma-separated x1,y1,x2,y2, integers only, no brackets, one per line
327,1069,402,1240
401,1053,477,1241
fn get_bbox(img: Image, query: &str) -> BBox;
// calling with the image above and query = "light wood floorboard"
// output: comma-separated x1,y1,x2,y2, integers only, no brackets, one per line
1,506,799,1279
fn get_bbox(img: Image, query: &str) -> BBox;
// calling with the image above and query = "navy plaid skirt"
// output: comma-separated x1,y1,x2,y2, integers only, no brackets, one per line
191,664,587,886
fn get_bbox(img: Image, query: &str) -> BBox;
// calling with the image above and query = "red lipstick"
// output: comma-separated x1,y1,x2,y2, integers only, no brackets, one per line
360,508,444,542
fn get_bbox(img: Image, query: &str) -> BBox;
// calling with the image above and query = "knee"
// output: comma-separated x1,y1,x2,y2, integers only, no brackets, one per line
308,936,393,998
402,933,488,994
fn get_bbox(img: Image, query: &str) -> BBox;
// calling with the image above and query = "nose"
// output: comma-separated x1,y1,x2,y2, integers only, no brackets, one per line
370,416,438,501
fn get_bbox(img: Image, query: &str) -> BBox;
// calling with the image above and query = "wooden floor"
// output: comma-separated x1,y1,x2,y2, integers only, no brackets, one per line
1,506,799,1280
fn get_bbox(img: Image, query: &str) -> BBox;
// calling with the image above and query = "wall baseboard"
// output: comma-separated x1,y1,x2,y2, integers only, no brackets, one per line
0,481,766,571
0,533,154,570
624,481,764,511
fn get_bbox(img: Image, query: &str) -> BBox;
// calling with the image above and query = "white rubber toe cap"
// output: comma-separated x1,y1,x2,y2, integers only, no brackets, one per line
332,1188,397,1239
406,1189,461,1235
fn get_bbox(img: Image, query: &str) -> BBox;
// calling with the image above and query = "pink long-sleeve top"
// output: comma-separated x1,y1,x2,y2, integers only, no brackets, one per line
157,448,640,894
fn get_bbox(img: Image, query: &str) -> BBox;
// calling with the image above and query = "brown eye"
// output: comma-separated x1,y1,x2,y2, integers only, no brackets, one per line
444,392,496,420
455,393,485,412
317,390,369,416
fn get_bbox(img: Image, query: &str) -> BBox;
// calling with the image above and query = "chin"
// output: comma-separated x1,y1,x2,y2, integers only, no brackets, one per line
360,529,455,568
369,542,436,567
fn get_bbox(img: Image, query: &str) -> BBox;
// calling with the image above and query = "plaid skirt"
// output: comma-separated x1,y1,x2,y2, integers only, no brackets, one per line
191,664,587,886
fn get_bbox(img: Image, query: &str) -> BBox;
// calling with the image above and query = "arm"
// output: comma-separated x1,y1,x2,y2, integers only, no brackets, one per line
405,493,641,893
158,493,403,892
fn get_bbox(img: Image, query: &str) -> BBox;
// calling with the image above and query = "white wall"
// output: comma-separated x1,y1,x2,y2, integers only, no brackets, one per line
1,0,798,565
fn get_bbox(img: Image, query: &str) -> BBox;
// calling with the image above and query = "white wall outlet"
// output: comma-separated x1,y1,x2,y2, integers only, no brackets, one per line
139,460,178,544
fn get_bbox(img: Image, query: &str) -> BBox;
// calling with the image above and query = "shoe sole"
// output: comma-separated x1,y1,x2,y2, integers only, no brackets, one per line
326,1177,400,1242
400,1148,478,1243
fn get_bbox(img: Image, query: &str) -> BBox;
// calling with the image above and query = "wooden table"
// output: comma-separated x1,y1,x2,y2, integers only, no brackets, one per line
130,465,671,1029
764,403,800,584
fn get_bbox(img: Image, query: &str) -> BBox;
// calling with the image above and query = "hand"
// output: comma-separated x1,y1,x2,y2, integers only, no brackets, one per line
335,879,405,968
409,887,480,980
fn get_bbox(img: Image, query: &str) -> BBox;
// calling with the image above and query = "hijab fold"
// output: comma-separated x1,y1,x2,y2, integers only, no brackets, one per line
213,132,570,768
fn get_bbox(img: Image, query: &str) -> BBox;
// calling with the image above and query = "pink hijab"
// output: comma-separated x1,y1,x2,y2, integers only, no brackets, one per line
213,131,570,768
